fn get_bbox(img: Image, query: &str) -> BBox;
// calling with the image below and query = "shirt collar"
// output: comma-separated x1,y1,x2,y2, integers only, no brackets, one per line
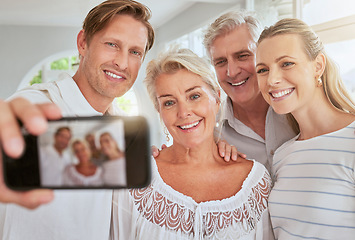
220,97,235,123
56,73,107,116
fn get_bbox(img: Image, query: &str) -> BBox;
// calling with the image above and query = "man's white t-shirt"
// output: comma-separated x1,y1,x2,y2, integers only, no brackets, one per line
0,73,121,240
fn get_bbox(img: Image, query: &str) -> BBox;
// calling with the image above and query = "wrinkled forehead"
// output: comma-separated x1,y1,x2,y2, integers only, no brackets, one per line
210,25,256,57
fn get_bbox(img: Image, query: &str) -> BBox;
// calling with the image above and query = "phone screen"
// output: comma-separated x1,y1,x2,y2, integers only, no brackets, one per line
2,116,151,190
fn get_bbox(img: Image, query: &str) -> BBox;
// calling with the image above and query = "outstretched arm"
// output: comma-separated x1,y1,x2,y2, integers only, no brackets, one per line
0,98,61,209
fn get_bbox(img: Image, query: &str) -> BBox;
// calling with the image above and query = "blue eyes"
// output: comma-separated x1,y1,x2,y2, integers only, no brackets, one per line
130,50,142,56
164,100,174,107
214,59,226,67
107,42,117,47
238,54,249,60
214,54,250,67
256,61,295,74
256,68,268,74
106,42,143,57
162,94,200,108
190,94,200,100
283,62,294,67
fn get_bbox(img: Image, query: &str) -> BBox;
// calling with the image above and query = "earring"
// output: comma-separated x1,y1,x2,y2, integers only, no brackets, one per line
164,127,170,142
317,77,323,87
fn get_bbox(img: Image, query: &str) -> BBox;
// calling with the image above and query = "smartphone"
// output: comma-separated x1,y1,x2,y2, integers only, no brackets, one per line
2,116,151,190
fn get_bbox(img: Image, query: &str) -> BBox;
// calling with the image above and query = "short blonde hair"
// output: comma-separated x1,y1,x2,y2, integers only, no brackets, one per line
144,47,220,112
71,139,90,154
258,18,355,132
203,10,262,57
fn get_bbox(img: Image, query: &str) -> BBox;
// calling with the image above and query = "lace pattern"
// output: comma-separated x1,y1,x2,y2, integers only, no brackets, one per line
130,171,271,238
130,186,195,236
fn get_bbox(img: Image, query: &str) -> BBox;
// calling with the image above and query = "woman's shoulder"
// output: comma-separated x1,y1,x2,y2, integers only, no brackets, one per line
154,146,173,162
236,159,271,188
224,157,257,175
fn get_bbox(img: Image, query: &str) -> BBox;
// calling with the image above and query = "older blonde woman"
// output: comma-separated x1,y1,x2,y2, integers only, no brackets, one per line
256,18,355,239
62,139,103,186
111,48,274,239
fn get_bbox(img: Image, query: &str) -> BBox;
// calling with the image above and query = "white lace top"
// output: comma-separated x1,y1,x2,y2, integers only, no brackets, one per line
111,159,274,240
62,165,103,186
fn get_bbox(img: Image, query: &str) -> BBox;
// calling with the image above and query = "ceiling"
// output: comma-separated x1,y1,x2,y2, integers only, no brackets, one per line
0,0,239,28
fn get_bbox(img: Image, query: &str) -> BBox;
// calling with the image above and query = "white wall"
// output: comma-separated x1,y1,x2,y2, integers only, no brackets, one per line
154,2,242,52
0,25,79,99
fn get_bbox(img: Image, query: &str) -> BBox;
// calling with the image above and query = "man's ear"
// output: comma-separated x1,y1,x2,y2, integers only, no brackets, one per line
315,52,326,78
77,30,87,57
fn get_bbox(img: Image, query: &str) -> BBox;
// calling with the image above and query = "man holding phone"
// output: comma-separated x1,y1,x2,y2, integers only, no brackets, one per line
39,126,72,185
0,0,154,239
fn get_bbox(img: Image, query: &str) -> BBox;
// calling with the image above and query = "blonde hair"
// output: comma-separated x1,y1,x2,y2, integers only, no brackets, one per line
258,18,355,133
71,139,90,154
203,10,262,57
144,46,220,112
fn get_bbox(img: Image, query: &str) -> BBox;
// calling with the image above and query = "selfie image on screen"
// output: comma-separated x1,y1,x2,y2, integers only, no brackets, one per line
38,119,126,188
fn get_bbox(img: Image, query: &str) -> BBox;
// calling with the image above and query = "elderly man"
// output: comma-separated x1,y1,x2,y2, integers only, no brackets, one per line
203,11,296,171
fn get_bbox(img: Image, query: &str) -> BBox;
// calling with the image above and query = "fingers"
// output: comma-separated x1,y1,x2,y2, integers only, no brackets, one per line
0,155,54,209
16,190,54,209
237,151,247,160
151,145,159,158
0,99,25,158
10,99,61,135
0,187,54,209
151,144,168,159
217,139,247,162
231,145,238,161
230,146,247,161
0,183,54,209
224,144,232,162
0,98,61,158
217,139,227,158
37,103,62,120
0,98,59,208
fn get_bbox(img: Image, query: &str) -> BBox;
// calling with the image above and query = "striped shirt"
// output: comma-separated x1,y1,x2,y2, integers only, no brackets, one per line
269,121,355,240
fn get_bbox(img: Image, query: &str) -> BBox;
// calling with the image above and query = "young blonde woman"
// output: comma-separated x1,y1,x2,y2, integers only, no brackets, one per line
256,18,355,239
111,47,274,239
99,132,126,185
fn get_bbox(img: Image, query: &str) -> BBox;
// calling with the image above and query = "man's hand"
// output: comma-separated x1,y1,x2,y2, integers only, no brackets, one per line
0,98,61,209
151,144,167,158
217,139,246,162
151,140,246,163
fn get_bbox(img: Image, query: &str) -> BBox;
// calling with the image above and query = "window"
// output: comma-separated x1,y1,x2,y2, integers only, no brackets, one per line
166,0,355,100
301,0,355,98
324,39,355,99
23,53,139,115
302,0,355,26
166,27,207,58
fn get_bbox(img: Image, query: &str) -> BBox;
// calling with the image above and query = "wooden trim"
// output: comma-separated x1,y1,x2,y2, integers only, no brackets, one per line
312,15,355,44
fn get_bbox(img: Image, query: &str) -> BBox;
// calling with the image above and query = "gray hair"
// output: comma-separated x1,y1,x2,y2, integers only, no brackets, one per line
203,10,262,56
